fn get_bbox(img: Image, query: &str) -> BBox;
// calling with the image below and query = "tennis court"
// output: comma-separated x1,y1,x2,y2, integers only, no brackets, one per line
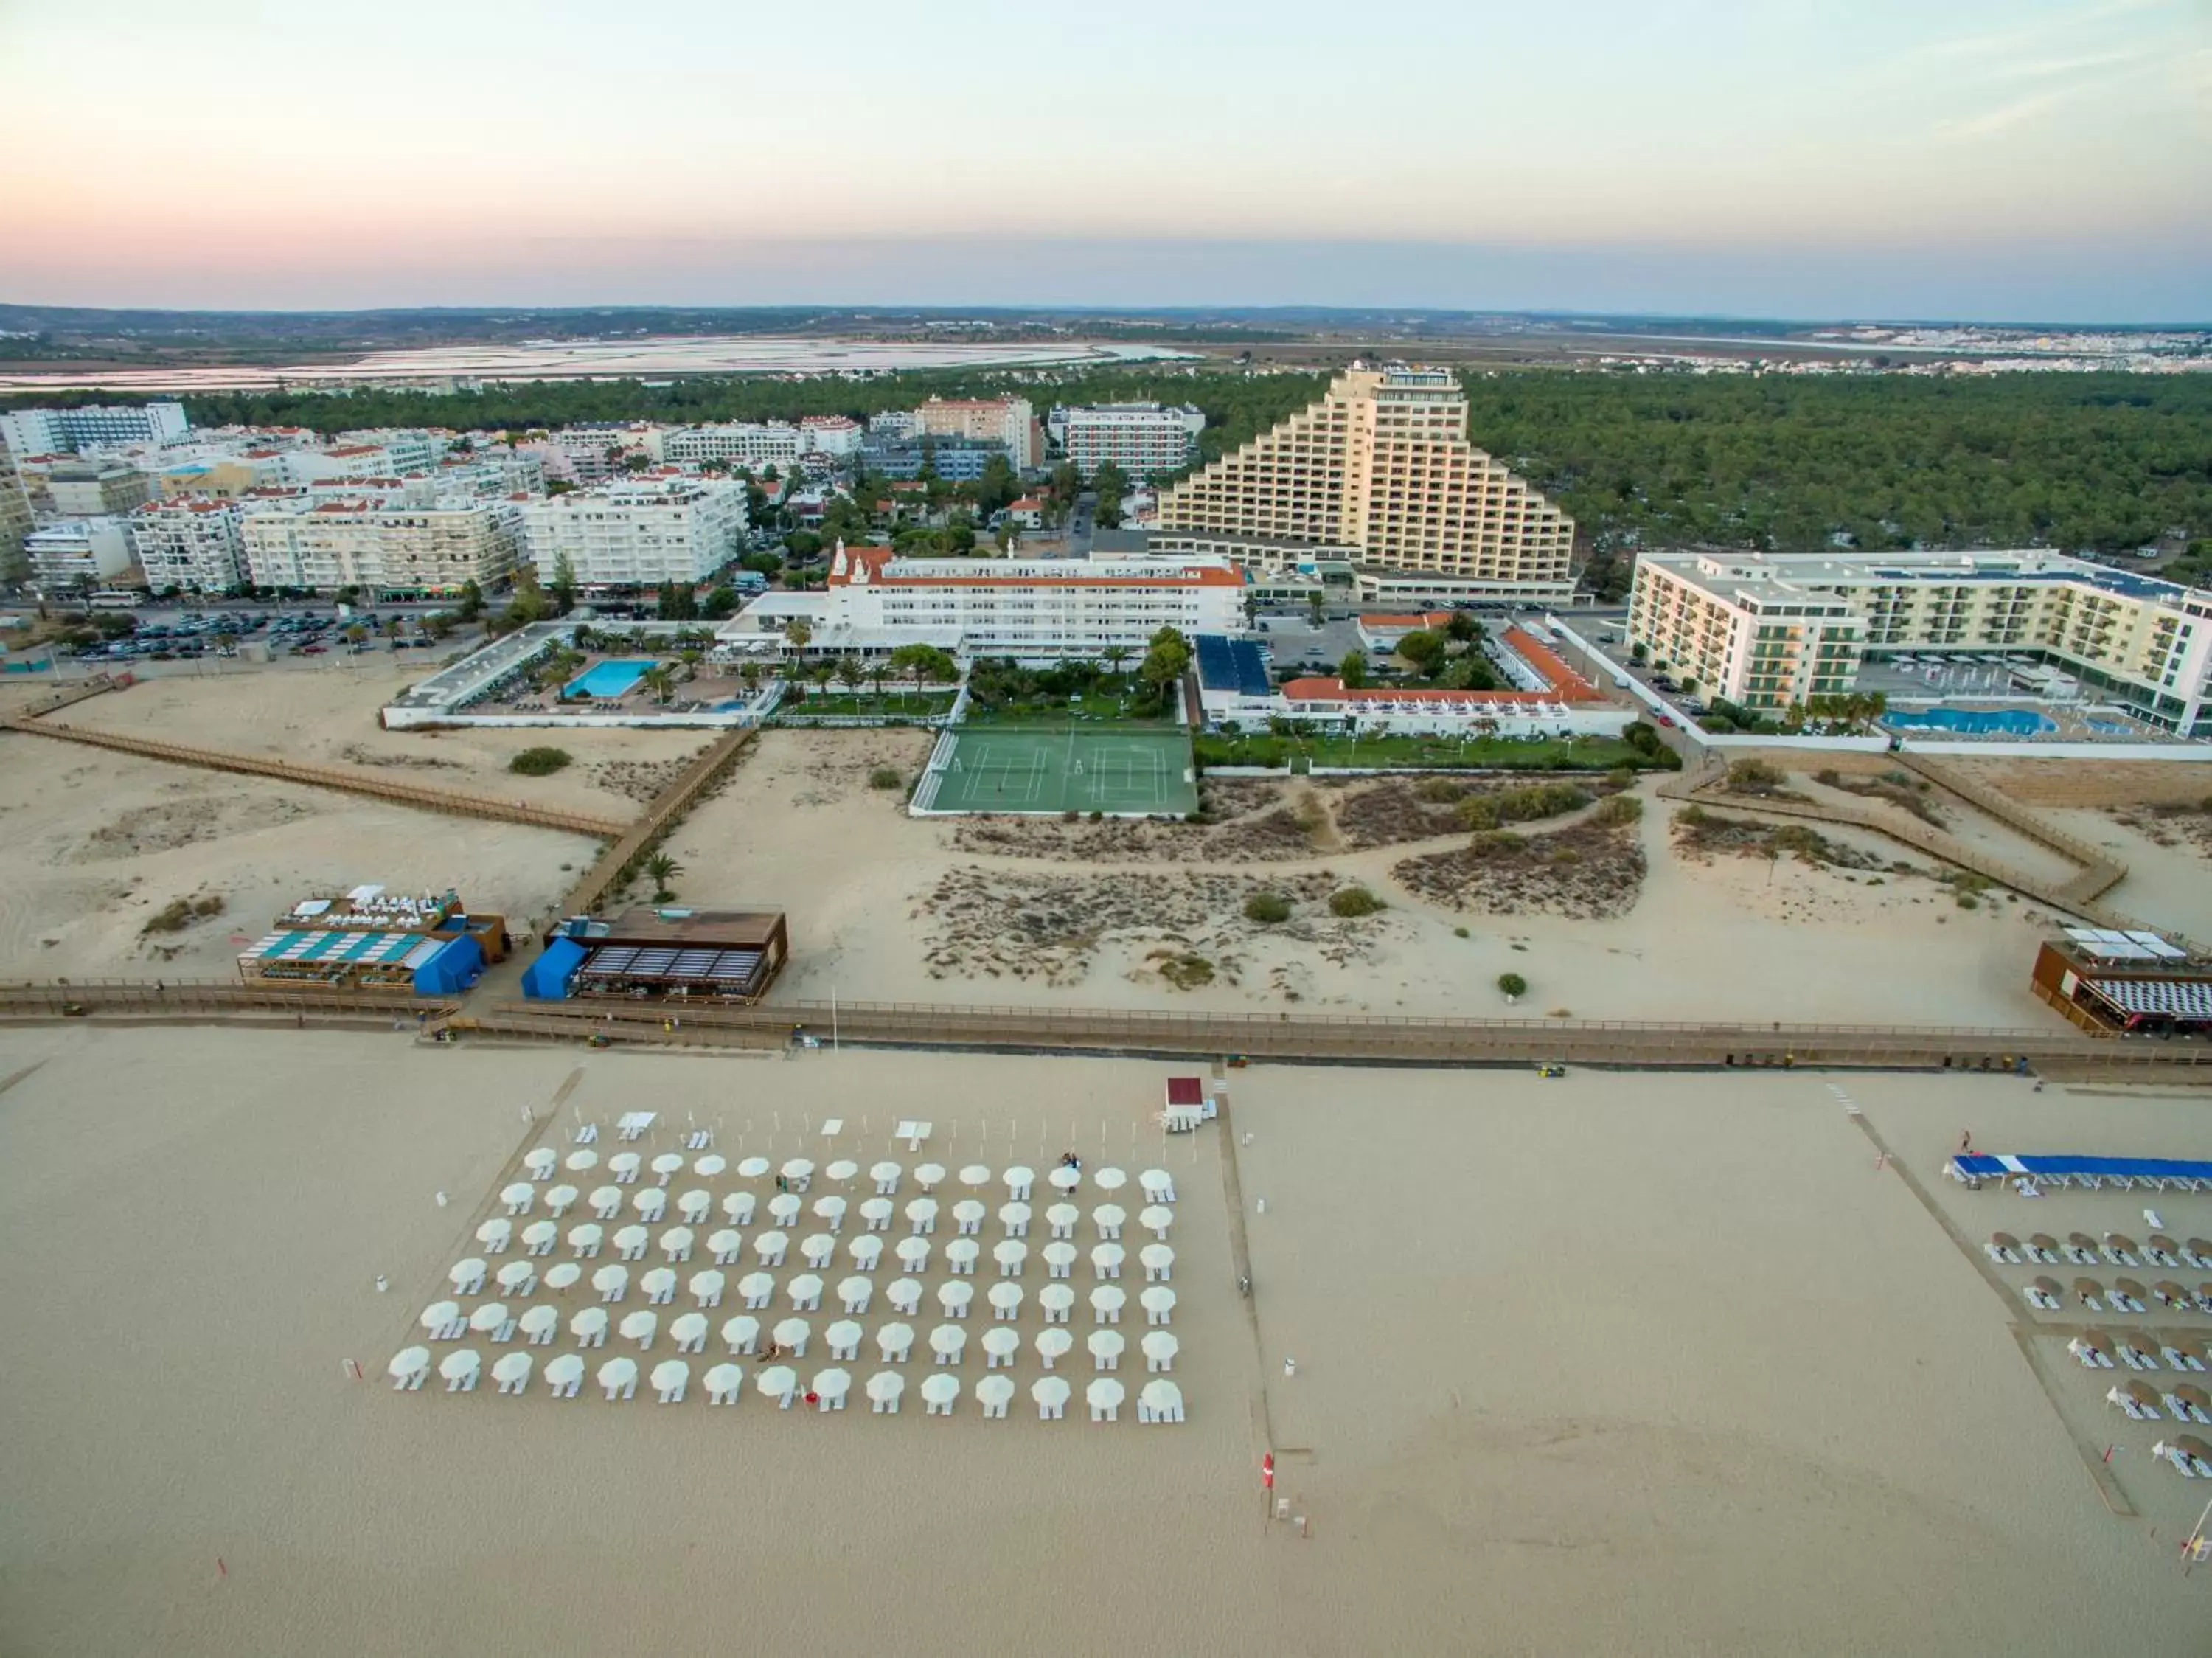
916,726,1199,816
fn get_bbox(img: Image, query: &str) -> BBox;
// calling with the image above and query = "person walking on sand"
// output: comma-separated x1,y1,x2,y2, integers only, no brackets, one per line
1960,1131,1973,1154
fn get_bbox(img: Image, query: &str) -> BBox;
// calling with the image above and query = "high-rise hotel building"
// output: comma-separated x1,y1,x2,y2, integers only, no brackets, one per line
1152,365,1574,603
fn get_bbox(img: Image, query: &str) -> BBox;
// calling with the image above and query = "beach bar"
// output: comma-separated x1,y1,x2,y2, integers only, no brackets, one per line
238,884,504,994
524,906,790,1005
2030,929,2212,1036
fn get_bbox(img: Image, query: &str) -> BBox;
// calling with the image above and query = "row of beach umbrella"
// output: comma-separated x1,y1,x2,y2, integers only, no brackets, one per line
1989,1231,2212,1270
515,1150,1175,1202
414,1314,1177,1369
389,1347,1183,1420
483,1194,1173,1241
453,1234,1175,1291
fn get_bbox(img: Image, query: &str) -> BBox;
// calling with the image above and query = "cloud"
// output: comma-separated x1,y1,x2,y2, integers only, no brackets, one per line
1938,86,2082,138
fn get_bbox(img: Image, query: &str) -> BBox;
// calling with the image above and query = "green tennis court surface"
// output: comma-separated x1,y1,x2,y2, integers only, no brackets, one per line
919,726,1198,816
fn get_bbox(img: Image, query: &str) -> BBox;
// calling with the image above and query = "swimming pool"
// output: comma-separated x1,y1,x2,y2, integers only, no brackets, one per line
565,658,658,699
1884,706,2056,735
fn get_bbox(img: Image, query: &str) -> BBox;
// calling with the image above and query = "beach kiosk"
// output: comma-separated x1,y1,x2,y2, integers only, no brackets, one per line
1163,1077,1211,1134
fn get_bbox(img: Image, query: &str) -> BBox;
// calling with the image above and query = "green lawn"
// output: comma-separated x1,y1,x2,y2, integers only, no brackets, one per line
959,690,1172,728
1194,732,1672,771
779,688,958,717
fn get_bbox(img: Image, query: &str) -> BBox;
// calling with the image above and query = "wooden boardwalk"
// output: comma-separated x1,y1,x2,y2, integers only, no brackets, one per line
557,726,757,915
1,715,631,838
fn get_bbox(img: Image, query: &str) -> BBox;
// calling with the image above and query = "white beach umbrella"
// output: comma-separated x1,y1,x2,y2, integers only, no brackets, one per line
826,1319,864,1356
597,1356,638,1396
448,1258,487,1292
975,1374,1015,1416
670,1311,709,1349
1139,1286,1176,1323
1093,1167,1127,1193
492,1351,534,1392
877,1322,916,1361
866,1370,905,1408
1138,1379,1183,1421
919,1373,961,1412
826,1159,859,1183
676,1190,712,1223
737,1156,771,1179
608,1152,642,1181
640,1266,678,1302
768,1193,802,1226
1090,1285,1126,1321
709,1229,744,1261
1085,1377,1124,1416
757,1364,799,1405
959,1164,992,1190
633,1189,667,1221
752,1230,790,1263
953,1199,987,1231
500,1182,534,1213
439,1349,481,1388
721,1191,756,1224
906,1198,940,1230
848,1235,884,1270
565,1148,599,1173
981,1326,1019,1364
1093,1204,1126,1235
1039,1285,1075,1319
1032,1375,1071,1412
518,1305,560,1342
1139,1205,1173,1239
543,1262,582,1292
896,1236,932,1271
590,1186,623,1218
619,1309,658,1347
1043,1241,1077,1274
419,1300,462,1334
787,1273,824,1308
781,1158,815,1183
915,1162,947,1190
1140,1244,1174,1279
871,1161,902,1190
570,1306,608,1342
543,1353,585,1393
1050,1166,1082,1193
860,1198,895,1229
689,1269,726,1305
388,1346,431,1385
1036,1328,1074,1366
704,1362,745,1402
569,1222,606,1255
1003,1165,1035,1196
838,1275,874,1312
813,1196,847,1227
1046,1204,1079,1234
613,1225,648,1258
476,1218,513,1250
661,1226,696,1258
771,1317,810,1352
591,1263,630,1299
1141,1331,1179,1370
468,1301,511,1334
938,1280,974,1317
650,1359,690,1400
1088,1329,1125,1368
801,1234,837,1268
1139,1168,1172,1200
739,1271,776,1305
888,1277,924,1314
812,1367,852,1409
694,1154,727,1179
521,1221,559,1254
524,1147,557,1180
988,1282,1025,1317
722,1314,760,1353
545,1185,579,1216
1000,1201,1032,1233
946,1238,981,1272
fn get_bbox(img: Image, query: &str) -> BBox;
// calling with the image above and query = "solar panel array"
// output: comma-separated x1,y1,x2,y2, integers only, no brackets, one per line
1194,635,1272,698
2065,927,2188,962
578,944,767,991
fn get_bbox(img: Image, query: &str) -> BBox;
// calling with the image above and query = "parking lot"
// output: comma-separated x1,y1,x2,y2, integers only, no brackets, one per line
61,604,473,667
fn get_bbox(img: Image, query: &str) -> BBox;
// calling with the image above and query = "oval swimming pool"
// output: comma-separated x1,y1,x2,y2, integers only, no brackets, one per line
1884,706,2056,735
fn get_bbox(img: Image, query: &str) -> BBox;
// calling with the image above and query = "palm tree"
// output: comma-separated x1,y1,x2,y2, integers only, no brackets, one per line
740,661,761,694
1101,644,1133,687
834,655,864,696
640,665,676,705
807,659,836,693
642,853,683,903
866,658,891,702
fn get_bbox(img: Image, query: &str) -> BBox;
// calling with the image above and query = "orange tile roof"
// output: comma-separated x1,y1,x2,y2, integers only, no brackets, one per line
1359,610,1454,630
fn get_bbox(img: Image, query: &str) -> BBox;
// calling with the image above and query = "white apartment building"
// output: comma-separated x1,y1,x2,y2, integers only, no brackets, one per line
799,416,864,459
240,496,522,595
1,402,189,455
723,541,1245,662
663,422,805,470
1627,549,2212,732
911,397,1041,468
332,429,448,474
0,439,32,581
523,475,748,590
1155,365,1573,601
129,499,246,593
26,518,134,592
1048,403,1205,480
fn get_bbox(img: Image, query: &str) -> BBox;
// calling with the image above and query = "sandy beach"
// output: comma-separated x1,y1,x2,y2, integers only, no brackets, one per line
2,1028,2207,1655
